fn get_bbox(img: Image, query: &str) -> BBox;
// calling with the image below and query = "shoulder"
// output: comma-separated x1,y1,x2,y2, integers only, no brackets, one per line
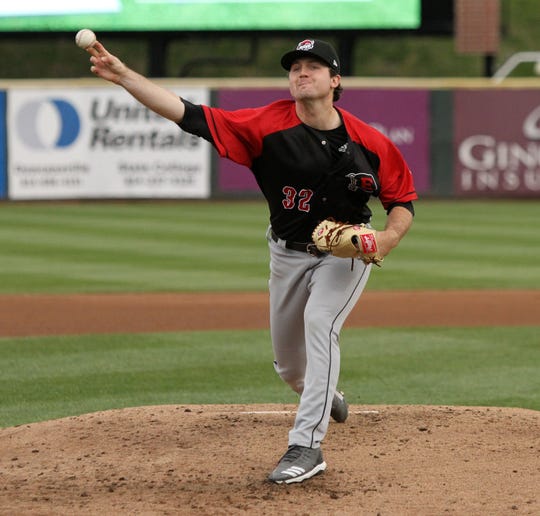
208,99,294,118
206,99,296,126
338,106,409,166
264,99,296,113
338,107,387,144
248,99,297,124
217,99,299,135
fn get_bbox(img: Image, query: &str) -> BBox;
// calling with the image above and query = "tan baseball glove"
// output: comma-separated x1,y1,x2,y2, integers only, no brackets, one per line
312,219,383,266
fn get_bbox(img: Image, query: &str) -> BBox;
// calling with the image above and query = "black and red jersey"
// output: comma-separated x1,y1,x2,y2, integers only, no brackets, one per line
180,99,417,242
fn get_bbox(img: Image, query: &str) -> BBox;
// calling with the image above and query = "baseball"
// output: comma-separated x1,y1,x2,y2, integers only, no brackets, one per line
75,29,96,49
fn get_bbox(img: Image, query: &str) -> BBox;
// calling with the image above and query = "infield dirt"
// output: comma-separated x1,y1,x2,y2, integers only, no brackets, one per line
1,289,538,337
0,289,539,515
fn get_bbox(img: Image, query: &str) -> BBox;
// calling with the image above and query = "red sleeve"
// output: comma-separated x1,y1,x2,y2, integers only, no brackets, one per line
342,111,417,209
201,100,297,167
376,139,418,209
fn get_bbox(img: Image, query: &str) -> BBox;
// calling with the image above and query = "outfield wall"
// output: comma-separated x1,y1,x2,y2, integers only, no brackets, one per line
0,78,539,200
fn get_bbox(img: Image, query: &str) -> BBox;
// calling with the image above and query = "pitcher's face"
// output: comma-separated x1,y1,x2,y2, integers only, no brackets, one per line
288,58,340,102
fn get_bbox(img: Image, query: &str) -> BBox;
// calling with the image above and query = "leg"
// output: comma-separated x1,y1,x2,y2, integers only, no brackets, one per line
268,250,371,484
288,255,371,448
268,240,313,394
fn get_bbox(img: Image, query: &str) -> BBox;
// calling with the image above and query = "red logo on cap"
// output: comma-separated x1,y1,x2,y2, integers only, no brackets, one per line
297,39,315,51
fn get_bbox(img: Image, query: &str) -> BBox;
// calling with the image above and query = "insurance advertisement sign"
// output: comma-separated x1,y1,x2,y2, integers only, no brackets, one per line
7,87,211,200
454,90,540,197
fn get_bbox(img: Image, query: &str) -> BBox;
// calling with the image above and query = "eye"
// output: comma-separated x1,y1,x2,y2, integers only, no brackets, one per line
309,61,322,69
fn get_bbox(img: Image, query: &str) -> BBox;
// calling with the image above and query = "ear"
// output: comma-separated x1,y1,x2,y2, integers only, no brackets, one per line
330,74,341,87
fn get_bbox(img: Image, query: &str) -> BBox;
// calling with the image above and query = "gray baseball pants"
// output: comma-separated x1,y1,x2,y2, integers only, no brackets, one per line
268,232,371,448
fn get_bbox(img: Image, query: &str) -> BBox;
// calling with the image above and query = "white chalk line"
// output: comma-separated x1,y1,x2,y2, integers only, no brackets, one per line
238,410,380,415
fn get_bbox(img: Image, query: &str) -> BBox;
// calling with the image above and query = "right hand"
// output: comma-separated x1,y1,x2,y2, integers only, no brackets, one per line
85,40,186,123
88,41,128,84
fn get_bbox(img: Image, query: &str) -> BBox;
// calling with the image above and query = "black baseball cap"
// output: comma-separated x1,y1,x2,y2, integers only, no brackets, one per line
281,39,340,74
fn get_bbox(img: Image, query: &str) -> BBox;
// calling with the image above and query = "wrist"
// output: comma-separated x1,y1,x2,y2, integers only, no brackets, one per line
115,65,134,86
380,229,400,250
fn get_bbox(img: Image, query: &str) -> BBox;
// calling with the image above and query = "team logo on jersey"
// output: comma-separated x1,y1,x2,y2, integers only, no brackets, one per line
345,172,378,193
297,39,315,51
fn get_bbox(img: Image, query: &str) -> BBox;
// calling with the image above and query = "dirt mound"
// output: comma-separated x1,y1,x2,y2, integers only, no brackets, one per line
1,290,538,513
1,404,538,515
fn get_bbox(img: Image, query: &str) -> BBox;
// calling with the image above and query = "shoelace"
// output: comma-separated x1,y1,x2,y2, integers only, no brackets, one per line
279,445,304,463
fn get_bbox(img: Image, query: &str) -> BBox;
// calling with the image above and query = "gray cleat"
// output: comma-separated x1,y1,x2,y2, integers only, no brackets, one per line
330,391,348,423
268,445,327,484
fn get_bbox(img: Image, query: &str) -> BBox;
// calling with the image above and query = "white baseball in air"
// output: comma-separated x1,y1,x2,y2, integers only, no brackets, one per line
75,29,96,49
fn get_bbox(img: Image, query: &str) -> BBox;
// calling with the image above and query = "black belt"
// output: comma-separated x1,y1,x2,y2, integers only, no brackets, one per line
270,229,326,257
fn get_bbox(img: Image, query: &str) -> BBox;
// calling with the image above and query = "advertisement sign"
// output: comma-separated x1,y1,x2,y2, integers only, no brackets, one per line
8,87,210,200
216,88,430,195
0,91,6,199
455,90,540,197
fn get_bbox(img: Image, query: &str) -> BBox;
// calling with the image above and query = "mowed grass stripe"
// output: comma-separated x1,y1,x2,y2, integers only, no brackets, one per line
0,200,539,293
0,203,269,241
0,325,538,427
369,199,540,289
0,252,267,293
0,229,268,260
0,202,271,292
0,201,270,228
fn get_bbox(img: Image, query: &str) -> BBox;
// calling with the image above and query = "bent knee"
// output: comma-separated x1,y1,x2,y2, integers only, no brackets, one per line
273,360,304,394
303,310,336,335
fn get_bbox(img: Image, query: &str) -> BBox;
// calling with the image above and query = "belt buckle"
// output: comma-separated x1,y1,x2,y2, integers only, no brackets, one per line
306,243,321,257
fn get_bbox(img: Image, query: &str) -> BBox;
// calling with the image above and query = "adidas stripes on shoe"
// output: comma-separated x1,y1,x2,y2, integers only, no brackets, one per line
268,445,326,484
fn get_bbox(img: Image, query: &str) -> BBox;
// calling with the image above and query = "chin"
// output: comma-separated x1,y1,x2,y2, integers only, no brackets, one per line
293,90,315,100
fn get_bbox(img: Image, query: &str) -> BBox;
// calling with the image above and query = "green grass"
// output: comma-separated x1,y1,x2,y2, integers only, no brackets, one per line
381,199,540,290
0,199,538,428
0,199,539,293
1,326,538,428
0,201,270,293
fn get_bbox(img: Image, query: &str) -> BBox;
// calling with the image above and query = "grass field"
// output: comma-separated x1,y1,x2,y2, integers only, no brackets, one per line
0,199,539,428
1,326,539,428
0,199,539,293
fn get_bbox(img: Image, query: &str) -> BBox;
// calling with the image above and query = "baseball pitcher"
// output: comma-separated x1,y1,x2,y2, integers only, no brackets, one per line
83,36,417,484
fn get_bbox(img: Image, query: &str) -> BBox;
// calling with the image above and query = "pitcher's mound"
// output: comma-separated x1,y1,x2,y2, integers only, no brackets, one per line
1,404,538,515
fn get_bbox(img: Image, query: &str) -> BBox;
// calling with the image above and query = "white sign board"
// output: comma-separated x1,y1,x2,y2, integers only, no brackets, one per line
8,87,211,200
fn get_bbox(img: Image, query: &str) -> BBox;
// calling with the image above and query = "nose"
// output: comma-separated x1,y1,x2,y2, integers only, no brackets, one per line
297,64,310,76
